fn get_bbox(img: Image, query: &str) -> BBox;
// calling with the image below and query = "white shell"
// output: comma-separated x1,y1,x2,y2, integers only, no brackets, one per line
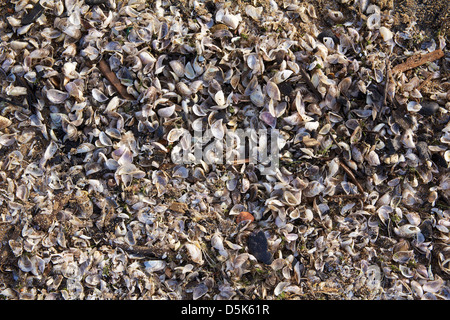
9,239,23,257
407,101,422,112
367,13,381,30
266,81,281,101
40,141,58,167
214,90,226,106
245,5,263,20
157,105,175,118
402,129,416,149
144,260,166,273
222,13,242,29
283,190,301,206
444,150,450,162
423,279,444,293
10,41,28,50
411,281,424,298
6,86,28,96
169,60,185,78
273,70,293,84
379,27,393,41
0,116,12,130
47,89,69,104
394,224,421,238
62,262,81,280
211,119,224,140
366,150,381,166
250,85,265,107
185,243,204,265
193,283,209,300
98,131,113,146
184,62,196,79
167,128,185,143
92,88,109,102
18,255,33,272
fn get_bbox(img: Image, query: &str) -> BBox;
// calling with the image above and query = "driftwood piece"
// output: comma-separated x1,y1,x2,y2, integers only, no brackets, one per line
97,59,135,100
392,49,444,74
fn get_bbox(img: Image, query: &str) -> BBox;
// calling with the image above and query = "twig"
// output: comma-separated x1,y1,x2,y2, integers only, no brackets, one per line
415,73,434,92
392,49,444,74
16,76,37,108
329,130,343,153
111,241,163,258
97,59,135,101
338,160,365,195
0,96,27,108
327,194,364,199
325,114,342,153
383,59,391,106
231,158,250,165
299,65,322,100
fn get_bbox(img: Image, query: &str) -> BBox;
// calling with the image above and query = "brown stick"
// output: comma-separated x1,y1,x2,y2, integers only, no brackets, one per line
97,59,135,101
299,65,322,100
111,242,163,258
415,73,434,92
231,158,250,165
327,194,364,199
339,160,365,194
392,49,444,74
383,59,391,106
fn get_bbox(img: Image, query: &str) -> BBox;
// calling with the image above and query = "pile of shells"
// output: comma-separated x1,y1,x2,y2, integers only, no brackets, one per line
0,0,449,300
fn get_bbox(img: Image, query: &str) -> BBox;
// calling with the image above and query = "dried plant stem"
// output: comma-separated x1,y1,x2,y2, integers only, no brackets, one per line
0,96,27,108
415,73,434,92
338,161,365,195
392,49,444,73
327,194,364,199
98,59,135,101
299,65,322,100
383,59,391,106
111,242,162,258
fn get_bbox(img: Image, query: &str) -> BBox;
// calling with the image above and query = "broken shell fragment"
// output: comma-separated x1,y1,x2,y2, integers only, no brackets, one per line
0,116,12,130
47,89,69,104
236,211,255,224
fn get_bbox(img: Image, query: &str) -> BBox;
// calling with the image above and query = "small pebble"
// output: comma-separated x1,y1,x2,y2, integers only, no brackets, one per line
248,230,272,264
420,220,433,240
419,101,440,117
416,141,430,160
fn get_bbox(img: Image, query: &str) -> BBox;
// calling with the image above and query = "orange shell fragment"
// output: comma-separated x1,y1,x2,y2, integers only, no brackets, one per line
236,211,254,224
